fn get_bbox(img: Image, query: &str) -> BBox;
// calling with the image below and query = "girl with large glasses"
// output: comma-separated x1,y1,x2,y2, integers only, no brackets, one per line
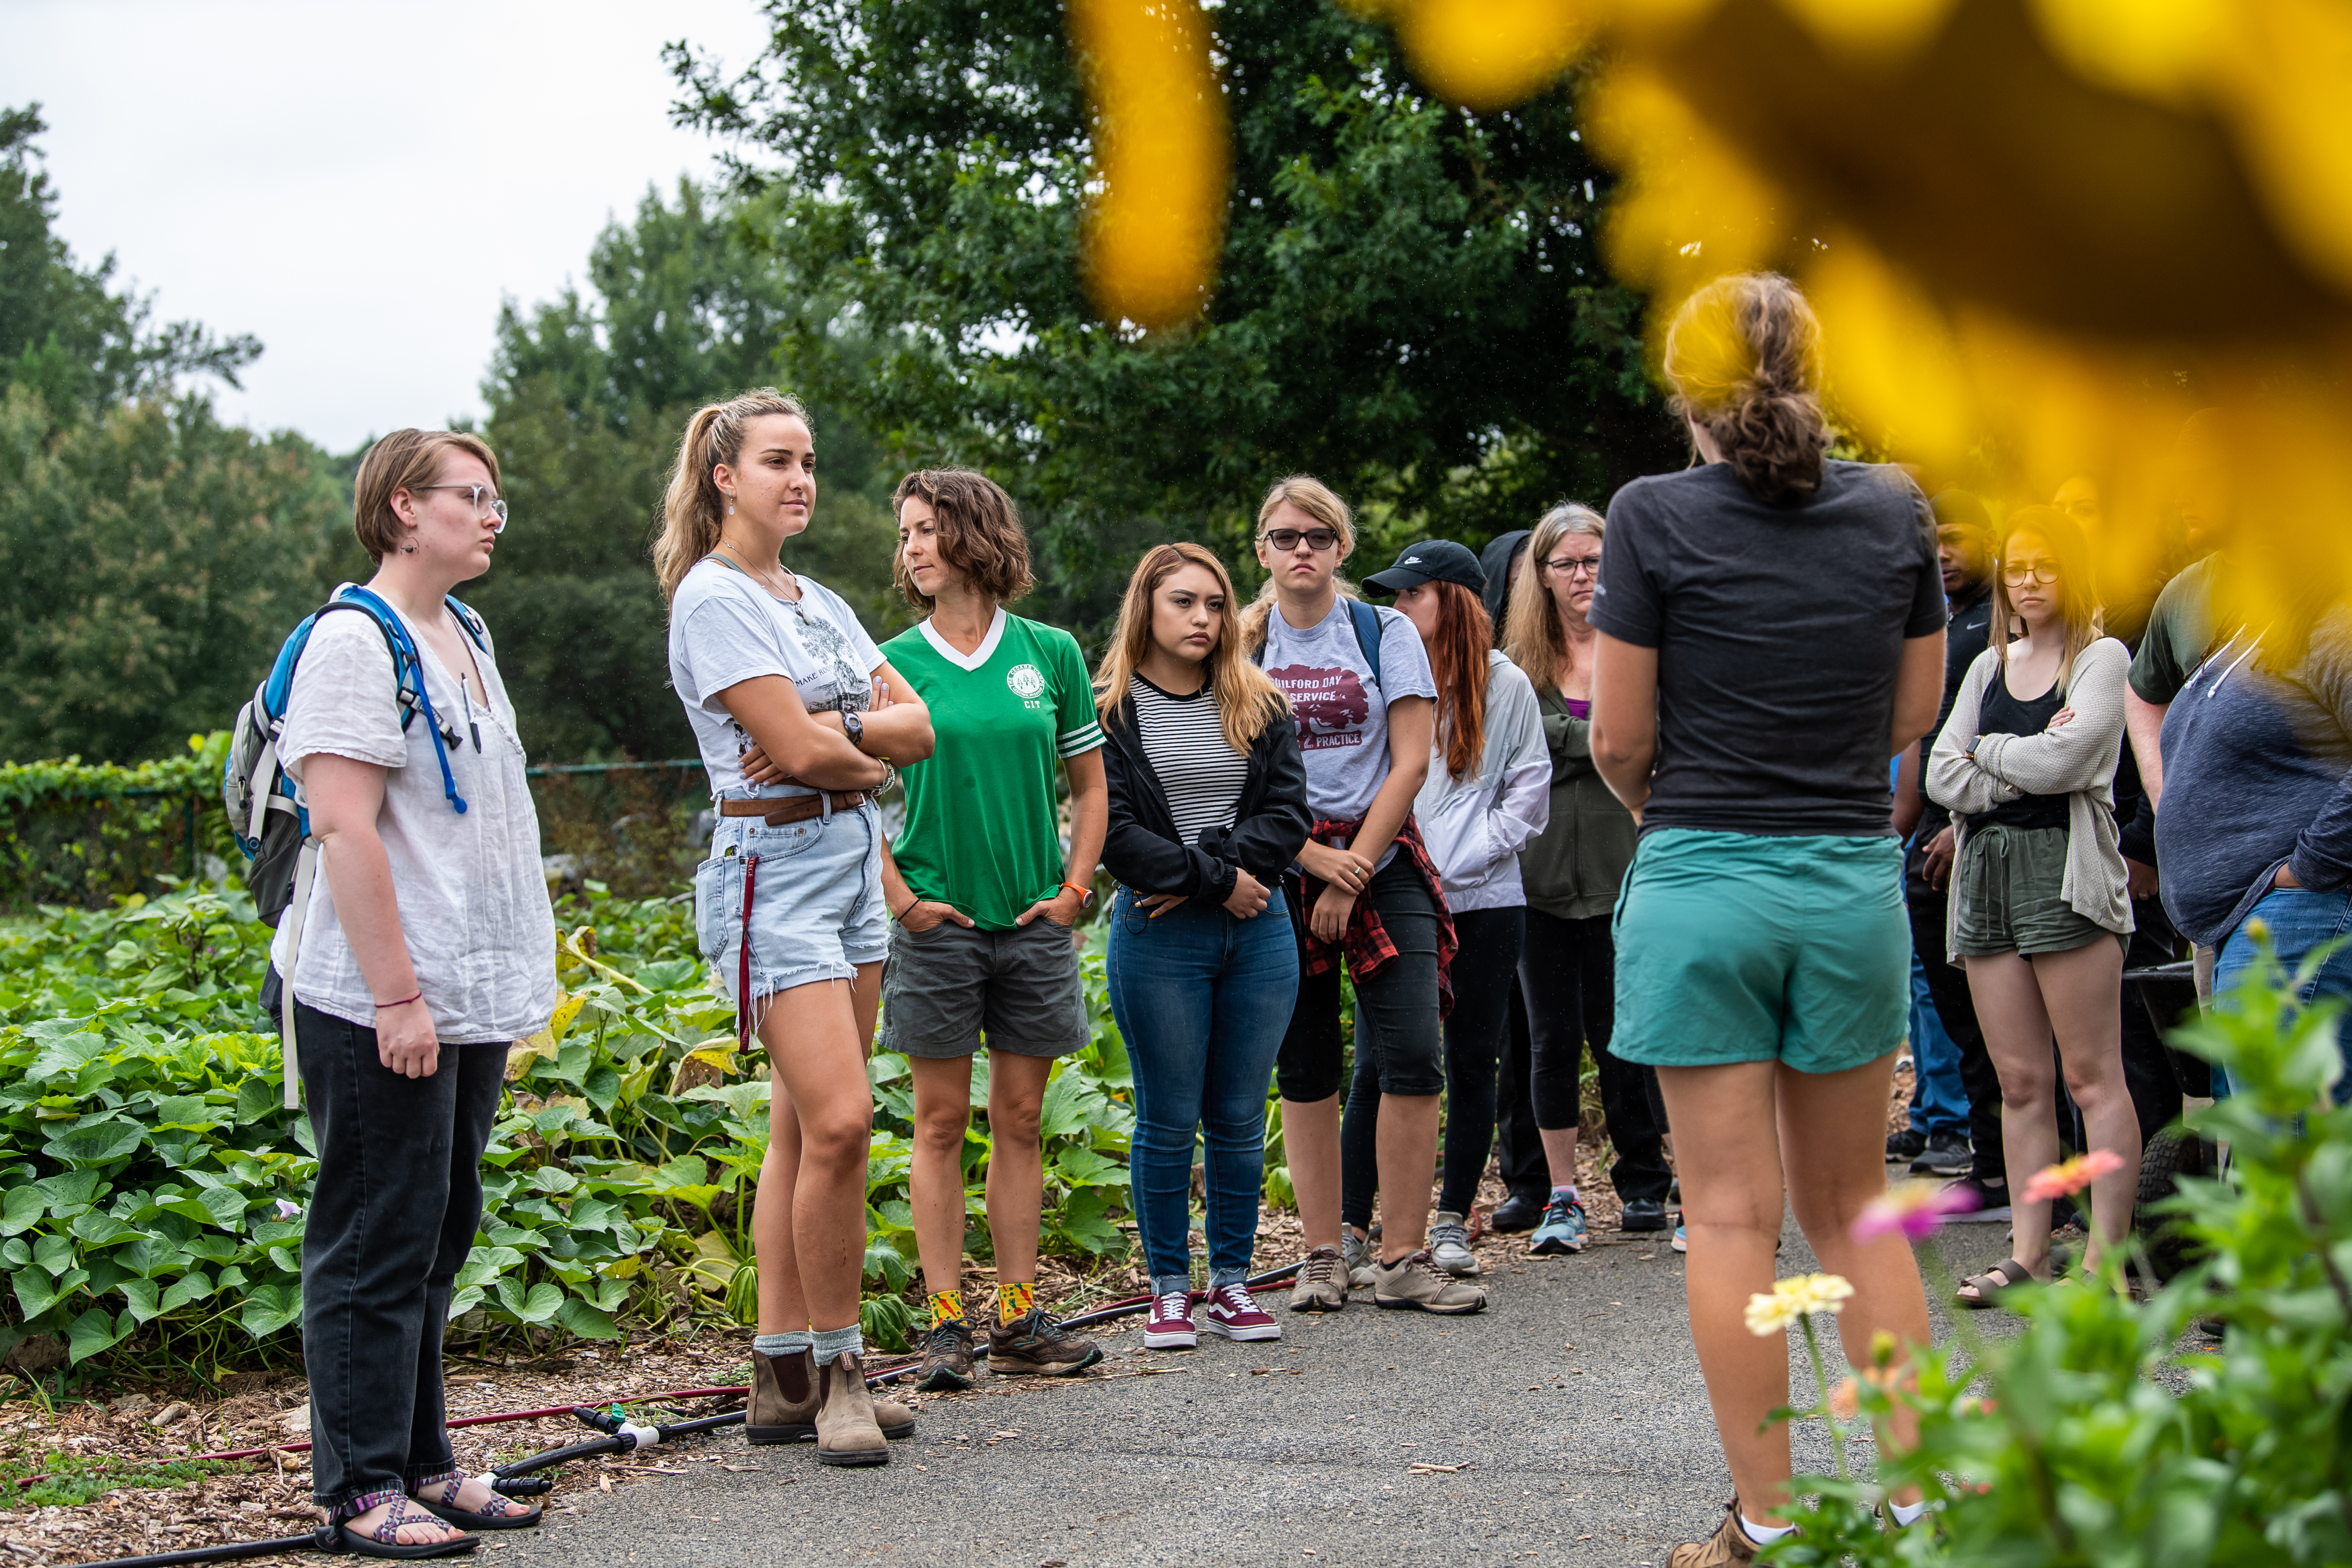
1095,544,1311,1348
1927,506,2136,1306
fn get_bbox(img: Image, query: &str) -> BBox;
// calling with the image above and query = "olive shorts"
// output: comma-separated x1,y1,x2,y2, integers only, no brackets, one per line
1950,822,2128,958
1611,828,1909,1075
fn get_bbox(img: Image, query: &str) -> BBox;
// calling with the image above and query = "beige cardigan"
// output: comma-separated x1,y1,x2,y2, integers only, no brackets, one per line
1925,636,2134,958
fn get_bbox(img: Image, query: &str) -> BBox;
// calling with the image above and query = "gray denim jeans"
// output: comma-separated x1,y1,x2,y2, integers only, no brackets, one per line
294,1000,506,1514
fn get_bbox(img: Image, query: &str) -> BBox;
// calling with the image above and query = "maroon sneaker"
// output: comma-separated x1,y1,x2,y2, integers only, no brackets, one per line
1143,1289,1198,1349
1199,1282,1282,1342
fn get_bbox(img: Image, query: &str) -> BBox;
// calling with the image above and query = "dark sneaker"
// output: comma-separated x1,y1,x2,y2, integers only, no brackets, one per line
1886,1127,1928,1162
1369,1249,1487,1315
987,1309,1103,1376
1621,1197,1671,1233
1288,1246,1350,1312
1489,1191,1546,1233
1943,1174,2013,1223
1909,1131,1972,1177
1529,1193,1588,1255
1143,1289,1198,1350
1199,1283,1282,1342
913,1319,977,1391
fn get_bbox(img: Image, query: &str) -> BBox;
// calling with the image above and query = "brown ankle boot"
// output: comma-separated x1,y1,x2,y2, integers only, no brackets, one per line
812,1351,889,1466
1666,1498,1762,1567
749,1348,915,1445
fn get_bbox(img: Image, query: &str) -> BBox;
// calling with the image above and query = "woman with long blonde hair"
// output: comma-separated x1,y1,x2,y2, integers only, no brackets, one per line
1096,543,1312,1346
1928,505,2135,1304
1499,504,1674,1259
658,388,935,1466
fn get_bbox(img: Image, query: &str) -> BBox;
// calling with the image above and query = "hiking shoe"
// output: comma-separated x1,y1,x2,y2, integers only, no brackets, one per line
1886,1127,1928,1162
1528,1193,1588,1255
1341,1228,1377,1289
1370,1249,1488,1315
1200,1283,1282,1341
1428,1211,1481,1277
1289,1246,1350,1312
1667,1498,1761,1567
1621,1196,1671,1233
1909,1131,1973,1177
1671,1214,1688,1254
1143,1290,1198,1350
1489,1192,1546,1233
988,1309,1103,1376
912,1319,977,1392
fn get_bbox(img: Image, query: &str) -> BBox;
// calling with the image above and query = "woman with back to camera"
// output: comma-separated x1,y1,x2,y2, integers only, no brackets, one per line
658,389,935,1467
1500,504,1675,1258
1244,477,1483,1316
1927,506,2136,1304
1096,543,1312,1348
1357,539,1549,1278
1588,273,1946,1564
877,470,1112,1394
277,429,553,1555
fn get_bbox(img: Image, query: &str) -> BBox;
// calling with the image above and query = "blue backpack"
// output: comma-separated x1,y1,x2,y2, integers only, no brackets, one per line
222,585,487,1104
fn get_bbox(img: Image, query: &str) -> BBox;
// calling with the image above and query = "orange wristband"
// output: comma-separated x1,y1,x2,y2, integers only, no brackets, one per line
1059,881,1095,908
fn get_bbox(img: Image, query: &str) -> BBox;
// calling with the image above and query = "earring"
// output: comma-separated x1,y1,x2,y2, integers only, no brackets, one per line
402,541,417,554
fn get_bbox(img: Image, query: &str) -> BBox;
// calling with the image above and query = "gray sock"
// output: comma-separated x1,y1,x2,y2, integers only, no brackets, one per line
811,1323,863,1367
752,1331,811,1358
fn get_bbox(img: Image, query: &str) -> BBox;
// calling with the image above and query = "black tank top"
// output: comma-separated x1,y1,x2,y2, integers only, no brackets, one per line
1969,670,2071,831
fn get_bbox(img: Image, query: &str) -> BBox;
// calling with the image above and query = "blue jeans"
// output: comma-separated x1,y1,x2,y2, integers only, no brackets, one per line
2213,885,2352,1104
1106,887,1301,1294
1906,952,1970,1138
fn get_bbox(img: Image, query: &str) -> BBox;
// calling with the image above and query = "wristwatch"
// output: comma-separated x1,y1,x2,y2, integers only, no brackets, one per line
842,710,865,749
1059,880,1097,909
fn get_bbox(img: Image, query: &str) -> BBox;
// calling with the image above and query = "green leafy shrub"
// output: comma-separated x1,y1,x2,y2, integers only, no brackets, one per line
0,733,236,913
1,880,1137,1380
1764,939,2351,1567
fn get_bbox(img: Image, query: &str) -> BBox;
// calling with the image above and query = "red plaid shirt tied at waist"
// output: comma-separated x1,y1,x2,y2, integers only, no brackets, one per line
1291,815,1457,1019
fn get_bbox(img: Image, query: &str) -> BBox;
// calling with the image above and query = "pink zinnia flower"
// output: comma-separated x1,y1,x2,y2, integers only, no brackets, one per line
1851,1179,1979,1243
2021,1149,2127,1205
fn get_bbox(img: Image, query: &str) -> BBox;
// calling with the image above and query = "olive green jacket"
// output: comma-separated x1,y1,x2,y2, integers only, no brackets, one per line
1519,686,1639,920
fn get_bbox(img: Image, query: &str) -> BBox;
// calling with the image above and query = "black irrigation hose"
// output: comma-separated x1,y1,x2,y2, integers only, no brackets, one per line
75,1261,1312,1567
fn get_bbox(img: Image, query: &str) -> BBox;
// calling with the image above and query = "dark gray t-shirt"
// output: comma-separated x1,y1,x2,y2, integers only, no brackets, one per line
1591,459,1946,838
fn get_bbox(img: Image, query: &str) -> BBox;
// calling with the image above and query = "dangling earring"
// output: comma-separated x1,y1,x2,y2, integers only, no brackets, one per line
402,542,417,554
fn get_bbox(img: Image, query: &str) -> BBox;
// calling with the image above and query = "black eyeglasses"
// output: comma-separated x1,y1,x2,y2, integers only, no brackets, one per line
415,484,509,530
1543,556,1601,578
1260,528,1340,552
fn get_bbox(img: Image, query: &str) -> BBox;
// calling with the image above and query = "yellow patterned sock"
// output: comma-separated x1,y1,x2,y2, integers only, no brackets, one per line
927,1289,966,1329
997,1280,1035,1325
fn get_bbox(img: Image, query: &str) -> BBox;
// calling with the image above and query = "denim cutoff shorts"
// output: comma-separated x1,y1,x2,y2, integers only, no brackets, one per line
693,795,887,1005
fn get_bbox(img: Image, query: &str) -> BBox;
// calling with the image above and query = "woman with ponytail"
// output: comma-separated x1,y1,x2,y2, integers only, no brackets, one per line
658,389,934,1467
1358,540,1549,1278
1586,275,1946,1563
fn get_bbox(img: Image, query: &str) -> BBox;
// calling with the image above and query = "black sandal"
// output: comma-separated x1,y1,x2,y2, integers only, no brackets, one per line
413,1468,542,1531
333,1491,479,1559
1956,1257,2036,1310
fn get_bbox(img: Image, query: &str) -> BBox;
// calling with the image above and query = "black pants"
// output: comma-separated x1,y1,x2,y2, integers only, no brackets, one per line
1518,909,1672,1204
1907,893,2007,1187
1494,983,1548,1203
1421,908,1527,1214
297,1001,506,1514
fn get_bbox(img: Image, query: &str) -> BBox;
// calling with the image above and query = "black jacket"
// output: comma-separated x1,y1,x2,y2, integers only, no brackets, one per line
1100,685,1313,902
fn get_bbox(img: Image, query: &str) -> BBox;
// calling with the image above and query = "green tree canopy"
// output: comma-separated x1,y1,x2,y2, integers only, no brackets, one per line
671,0,1681,623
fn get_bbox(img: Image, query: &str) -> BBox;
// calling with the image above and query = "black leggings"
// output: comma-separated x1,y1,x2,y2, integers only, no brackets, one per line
1518,909,1671,1204
1274,858,1444,1104
1425,907,1526,1214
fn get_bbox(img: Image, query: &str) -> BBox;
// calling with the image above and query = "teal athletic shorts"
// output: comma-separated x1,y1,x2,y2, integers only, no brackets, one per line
1611,828,1908,1075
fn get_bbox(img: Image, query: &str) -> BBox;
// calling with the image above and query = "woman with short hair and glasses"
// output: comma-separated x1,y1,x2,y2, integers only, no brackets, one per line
1928,506,2134,1306
279,429,555,1555
1241,477,1481,1316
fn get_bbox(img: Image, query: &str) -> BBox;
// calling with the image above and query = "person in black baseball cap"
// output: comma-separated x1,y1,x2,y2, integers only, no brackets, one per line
1362,539,1487,598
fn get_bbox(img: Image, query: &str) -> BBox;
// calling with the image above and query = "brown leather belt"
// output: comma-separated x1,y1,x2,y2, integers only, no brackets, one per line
719,792,868,825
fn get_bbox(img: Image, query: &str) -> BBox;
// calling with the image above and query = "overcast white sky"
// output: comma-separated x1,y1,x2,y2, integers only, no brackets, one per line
1,0,774,451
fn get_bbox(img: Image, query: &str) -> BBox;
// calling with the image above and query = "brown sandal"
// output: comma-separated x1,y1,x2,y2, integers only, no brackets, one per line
1957,1257,2036,1309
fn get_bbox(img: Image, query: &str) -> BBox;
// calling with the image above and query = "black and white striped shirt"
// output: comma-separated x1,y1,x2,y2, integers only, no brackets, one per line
1131,677,1251,848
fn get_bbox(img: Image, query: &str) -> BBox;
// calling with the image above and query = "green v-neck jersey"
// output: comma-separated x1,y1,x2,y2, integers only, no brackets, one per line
882,608,1104,931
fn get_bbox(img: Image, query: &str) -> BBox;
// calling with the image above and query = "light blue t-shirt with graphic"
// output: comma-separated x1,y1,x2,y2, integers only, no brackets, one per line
1260,596,1439,843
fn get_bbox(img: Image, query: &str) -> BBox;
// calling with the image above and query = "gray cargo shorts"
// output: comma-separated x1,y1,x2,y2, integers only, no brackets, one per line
877,916,1090,1059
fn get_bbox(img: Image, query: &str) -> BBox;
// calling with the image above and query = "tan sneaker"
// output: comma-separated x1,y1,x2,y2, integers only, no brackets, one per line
812,1351,889,1467
1667,1499,1760,1567
1369,1249,1488,1315
1288,1245,1350,1312
749,1347,913,1444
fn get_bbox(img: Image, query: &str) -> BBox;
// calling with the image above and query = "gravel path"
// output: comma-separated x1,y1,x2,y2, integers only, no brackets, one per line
490,1210,1971,1568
